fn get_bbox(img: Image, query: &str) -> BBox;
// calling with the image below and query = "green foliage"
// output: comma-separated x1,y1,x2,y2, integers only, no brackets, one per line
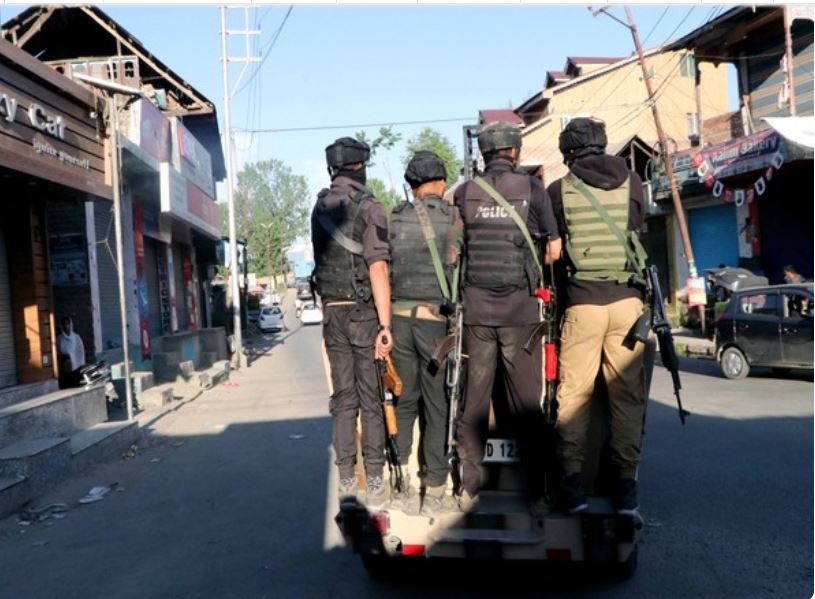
354,126,402,168
367,177,404,215
226,159,311,277
403,127,463,186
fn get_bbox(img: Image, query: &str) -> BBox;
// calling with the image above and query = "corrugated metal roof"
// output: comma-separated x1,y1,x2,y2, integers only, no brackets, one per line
479,109,523,125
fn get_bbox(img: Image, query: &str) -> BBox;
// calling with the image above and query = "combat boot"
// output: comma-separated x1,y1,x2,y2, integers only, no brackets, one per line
559,473,588,515
421,484,450,517
456,490,479,512
389,474,415,512
365,475,390,509
613,478,639,515
338,476,358,508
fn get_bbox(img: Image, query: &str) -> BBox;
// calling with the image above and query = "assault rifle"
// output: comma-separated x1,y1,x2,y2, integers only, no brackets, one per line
631,265,689,425
431,302,464,493
523,284,558,426
375,356,406,492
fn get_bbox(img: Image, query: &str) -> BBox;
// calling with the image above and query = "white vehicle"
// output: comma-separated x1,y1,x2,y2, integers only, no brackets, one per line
258,306,284,332
300,303,323,325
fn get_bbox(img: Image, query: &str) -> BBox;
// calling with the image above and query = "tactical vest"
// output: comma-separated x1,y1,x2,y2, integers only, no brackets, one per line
461,171,534,289
389,196,453,302
312,186,371,301
562,174,642,282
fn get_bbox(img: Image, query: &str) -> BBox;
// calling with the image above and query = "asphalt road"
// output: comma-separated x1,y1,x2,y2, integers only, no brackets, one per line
0,293,811,598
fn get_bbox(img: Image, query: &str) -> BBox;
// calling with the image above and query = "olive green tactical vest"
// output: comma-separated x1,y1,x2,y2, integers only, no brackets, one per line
562,174,638,282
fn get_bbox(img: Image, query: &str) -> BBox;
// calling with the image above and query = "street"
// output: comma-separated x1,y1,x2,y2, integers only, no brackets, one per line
0,292,811,599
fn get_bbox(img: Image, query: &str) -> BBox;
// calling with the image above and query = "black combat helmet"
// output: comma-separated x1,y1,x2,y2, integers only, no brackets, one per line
325,137,371,170
404,151,447,188
477,122,522,154
558,117,607,163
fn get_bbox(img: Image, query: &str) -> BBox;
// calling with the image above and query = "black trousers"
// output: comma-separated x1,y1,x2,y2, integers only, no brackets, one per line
391,314,449,487
323,305,385,479
456,323,545,496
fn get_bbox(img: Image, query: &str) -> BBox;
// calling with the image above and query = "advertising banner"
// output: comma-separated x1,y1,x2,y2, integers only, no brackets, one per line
182,252,197,330
133,202,152,359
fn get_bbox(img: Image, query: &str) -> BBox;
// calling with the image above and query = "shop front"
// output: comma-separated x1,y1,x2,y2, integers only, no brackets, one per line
0,38,110,390
652,122,813,288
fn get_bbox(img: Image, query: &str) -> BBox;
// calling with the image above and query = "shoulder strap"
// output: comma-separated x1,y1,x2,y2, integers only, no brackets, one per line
412,199,451,301
567,176,646,273
473,176,542,277
315,191,365,255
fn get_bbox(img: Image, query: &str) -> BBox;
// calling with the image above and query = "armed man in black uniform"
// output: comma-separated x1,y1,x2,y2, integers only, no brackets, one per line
454,122,562,508
311,137,393,509
388,151,462,516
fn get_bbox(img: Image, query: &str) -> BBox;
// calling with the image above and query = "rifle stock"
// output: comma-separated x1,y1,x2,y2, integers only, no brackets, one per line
376,357,405,491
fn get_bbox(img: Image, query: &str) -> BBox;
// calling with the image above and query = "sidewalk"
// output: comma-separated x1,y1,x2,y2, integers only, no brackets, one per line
671,328,715,359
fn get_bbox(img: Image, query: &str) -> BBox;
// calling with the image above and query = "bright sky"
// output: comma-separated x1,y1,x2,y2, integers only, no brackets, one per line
3,4,729,197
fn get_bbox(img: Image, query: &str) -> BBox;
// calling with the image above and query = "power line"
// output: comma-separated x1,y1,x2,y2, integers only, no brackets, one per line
641,6,670,45
234,6,293,97
235,116,474,134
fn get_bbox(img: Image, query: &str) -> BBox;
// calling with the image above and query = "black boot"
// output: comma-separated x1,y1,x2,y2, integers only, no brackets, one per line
614,478,639,514
559,473,588,515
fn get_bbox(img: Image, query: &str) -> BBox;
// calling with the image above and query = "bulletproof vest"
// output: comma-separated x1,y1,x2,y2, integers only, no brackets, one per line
389,196,453,302
460,171,533,289
311,184,371,301
562,173,638,282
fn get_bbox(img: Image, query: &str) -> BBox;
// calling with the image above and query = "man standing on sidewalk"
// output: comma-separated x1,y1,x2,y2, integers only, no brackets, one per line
388,151,462,515
454,122,561,509
548,118,648,515
311,137,393,508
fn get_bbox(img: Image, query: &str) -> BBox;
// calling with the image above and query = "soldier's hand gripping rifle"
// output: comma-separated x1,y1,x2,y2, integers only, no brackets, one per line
375,356,405,492
631,265,690,425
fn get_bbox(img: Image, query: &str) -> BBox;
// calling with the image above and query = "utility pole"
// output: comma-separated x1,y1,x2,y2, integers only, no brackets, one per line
783,5,797,117
219,6,261,367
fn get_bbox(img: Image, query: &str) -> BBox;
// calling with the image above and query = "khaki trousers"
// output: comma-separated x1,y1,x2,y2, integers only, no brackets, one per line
556,297,646,479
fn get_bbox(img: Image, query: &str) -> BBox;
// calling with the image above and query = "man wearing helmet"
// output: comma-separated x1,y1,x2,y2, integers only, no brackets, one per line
312,137,393,508
454,122,561,508
388,151,462,516
548,117,648,516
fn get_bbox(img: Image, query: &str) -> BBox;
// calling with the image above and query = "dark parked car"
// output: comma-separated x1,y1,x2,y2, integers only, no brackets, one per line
715,283,813,379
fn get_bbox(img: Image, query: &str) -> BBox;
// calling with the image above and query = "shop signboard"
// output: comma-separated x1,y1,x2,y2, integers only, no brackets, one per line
126,98,170,164
160,162,220,239
157,247,172,334
174,119,214,198
182,253,197,330
0,39,110,199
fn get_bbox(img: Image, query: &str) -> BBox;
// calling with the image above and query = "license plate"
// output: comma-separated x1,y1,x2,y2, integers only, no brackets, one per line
484,438,520,464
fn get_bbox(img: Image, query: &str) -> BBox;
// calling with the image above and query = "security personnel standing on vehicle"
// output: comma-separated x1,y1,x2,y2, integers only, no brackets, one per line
311,137,393,509
548,118,648,515
388,151,462,516
455,122,561,508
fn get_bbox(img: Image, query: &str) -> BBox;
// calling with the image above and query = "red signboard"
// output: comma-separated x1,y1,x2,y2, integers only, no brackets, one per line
182,252,197,330
186,181,220,234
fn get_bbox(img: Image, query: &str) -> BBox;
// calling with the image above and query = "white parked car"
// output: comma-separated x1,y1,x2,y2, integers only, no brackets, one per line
300,303,323,325
258,306,284,332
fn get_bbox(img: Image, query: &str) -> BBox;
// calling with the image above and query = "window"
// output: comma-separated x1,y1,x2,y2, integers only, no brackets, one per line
740,293,778,317
783,293,812,319
680,54,696,78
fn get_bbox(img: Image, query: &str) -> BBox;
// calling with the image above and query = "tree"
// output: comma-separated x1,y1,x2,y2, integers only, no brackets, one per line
224,159,311,280
367,177,403,214
403,127,463,186
354,126,402,168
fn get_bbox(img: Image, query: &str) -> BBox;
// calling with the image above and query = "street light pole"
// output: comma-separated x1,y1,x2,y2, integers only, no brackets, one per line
220,5,243,368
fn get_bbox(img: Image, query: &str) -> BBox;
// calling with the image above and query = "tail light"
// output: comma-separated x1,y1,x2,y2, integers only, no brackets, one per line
401,544,426,556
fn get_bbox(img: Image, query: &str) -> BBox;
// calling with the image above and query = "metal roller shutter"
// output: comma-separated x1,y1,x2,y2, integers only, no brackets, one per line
0,225,17,388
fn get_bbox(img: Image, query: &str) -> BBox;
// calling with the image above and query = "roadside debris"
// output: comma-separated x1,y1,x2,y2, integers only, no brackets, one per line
288,434,307,440
121,444,140,460
78,484,118,504
171,441,185,448
19,503,70,525
150,458,161,463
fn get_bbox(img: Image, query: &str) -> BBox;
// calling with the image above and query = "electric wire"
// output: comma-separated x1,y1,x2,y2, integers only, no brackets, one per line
235,116,474,134
234,6,293,97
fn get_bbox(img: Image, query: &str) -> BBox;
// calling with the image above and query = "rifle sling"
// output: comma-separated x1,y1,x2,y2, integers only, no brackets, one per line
412,198,451,301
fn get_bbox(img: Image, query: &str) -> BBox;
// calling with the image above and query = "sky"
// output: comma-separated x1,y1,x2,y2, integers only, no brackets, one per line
2,3,730,199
